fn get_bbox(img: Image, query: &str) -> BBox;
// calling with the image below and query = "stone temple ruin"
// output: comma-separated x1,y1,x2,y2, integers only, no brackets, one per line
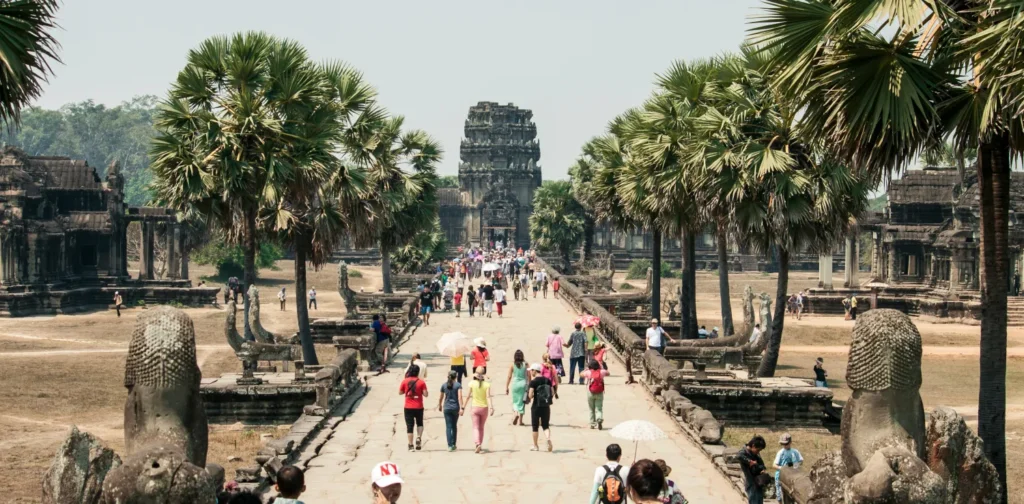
0,147,217,314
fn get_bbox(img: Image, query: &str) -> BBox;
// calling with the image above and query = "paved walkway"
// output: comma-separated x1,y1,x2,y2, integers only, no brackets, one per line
302,293,742,504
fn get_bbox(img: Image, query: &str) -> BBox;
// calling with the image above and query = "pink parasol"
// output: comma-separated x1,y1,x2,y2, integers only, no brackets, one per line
575,314,601,327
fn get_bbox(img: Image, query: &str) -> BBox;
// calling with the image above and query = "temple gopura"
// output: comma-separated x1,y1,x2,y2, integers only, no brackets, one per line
0,147,216,315
438,102,541,247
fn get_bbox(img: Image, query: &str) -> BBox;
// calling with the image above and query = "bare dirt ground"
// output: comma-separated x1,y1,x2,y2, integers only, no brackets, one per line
1,264,1017,501
0,260,383,503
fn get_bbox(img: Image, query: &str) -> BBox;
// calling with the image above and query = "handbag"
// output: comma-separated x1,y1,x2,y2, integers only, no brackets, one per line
755,472,772,487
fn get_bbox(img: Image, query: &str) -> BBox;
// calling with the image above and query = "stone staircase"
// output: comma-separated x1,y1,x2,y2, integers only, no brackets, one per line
1008,297,1024,326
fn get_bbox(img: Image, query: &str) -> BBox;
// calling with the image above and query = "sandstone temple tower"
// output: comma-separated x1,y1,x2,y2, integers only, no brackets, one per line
438,101,542,247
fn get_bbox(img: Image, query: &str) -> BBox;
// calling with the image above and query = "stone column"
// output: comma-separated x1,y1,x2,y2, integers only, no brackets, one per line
26,235,37,283
165,224,178,280
853,237,860,286
844,236,855,288
949,251,961,293
140,221,155,280
887,246,897,284
818,253,833,289
180,230,189,280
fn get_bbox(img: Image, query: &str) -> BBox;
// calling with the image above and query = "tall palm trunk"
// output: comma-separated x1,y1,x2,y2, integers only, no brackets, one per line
977,135,1009,501
583,215,595,262
562,247,574,275
681,231,698,340
605,219,614,256
758,247,788,377
679,231,691,338
651,230,662,322
381,242,393,294
294,238,318,366
242,208,257,341
717,221,734,336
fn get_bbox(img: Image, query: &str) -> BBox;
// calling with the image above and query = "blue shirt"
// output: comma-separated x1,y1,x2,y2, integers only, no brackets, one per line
371,320,385,342
440,381,462,411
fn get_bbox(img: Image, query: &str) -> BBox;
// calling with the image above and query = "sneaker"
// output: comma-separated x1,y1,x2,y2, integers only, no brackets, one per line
448,446,455,452
415,438,421,451
530,446,539,451
590,425,596,429
547,440,553,452
475,445,482,454
598,421,603,430
408,444,413,451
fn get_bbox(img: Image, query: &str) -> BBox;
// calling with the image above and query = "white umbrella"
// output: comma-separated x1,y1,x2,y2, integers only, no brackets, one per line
436,332,474,357
482,262,500,272
609,420,667,461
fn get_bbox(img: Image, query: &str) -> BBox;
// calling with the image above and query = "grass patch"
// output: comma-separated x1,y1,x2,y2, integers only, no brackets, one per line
619,282,635,290
348,269,363,278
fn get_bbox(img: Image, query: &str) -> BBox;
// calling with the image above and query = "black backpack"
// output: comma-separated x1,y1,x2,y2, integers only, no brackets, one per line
533,379,553,406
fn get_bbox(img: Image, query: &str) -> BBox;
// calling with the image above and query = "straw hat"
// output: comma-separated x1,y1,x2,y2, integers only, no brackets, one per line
474,337,487,348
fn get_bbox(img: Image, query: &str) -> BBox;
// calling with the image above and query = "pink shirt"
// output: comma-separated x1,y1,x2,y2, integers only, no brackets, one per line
546,333,565,359
541,364,556,381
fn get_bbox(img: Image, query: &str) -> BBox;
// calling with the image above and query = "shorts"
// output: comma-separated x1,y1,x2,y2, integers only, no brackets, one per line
420,306,432,315
531,407,551,432
404,408,424,433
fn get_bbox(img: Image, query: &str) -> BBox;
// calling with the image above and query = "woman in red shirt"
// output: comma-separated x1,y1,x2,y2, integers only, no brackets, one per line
593,342,608,370
472,338,490,375
399,364,429,451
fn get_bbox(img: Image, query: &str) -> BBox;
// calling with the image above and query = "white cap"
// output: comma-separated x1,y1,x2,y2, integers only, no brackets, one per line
530,363,543,372
371,461,403,488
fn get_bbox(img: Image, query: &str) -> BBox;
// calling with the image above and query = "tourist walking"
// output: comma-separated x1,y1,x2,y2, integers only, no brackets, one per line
274,465,306,504
593,342,608,370
772,433,803,503
737,435,769,504
481,282,495,318
526,363,555,451
463,366,494,453
589,443,629,504
849,294,858,320
371,314,390,374
405,353,428,379
520,271,530,301
454,289,463,317
646,318,667,355
654,459,688,504
566,322,588,384
794,291,803,320
438,370,464,451
472,338,490,375
813,357,828,387
505,350,528,425
540,353,560,398
512,277,521,300
278,287,287,311
552,277,560,299
494,284,506,318
541,269,550,298
308,287,317,310
370,461,403,503
545,326,566,376
625,459,670,504
419,287,434,326
398,364,428,451
466,286,477,317
113,291,123,317
583,360,609,429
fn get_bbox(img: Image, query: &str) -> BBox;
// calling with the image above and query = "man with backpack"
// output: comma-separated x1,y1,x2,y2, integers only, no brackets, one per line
526,363,555,452
590,443,629,504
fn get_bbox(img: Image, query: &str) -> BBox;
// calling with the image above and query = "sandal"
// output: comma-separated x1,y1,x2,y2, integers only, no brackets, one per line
475,445,482,454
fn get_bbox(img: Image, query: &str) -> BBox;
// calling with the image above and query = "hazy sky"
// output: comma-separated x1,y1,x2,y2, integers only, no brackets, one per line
39,0,764,179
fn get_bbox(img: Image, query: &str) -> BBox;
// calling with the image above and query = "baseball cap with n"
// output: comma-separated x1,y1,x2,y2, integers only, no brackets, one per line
371,461,403,488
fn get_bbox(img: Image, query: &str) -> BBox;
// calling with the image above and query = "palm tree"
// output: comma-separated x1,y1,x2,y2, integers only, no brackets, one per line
151,32,342,339
345,112,442,293
263,63,376,365
0,0,59,127
391,218,447,273
749,2,1024,493
529,180,586,272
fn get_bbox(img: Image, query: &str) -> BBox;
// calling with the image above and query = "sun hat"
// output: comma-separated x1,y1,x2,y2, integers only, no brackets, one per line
651,318,659,324
371,461,403,488
474,337,486,348
713,326,719,332
779,433,792,445
530,363,542,372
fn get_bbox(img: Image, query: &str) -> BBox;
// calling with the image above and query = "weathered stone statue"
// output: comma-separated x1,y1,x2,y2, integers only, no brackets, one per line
246,285,292,344
42,427,120,504
225,297,301,384
102,306,216,503
337,260,357,313
780,309,1000,504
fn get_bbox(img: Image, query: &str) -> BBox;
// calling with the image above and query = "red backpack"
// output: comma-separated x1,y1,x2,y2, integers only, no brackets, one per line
589,373,605,393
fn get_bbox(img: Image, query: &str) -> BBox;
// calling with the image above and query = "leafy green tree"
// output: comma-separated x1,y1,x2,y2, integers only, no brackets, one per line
0,0,59,127
343,110,442,293
750,2,1024,489
529,180,585,272
2,96,160,205
391,218,447,273
151,32,353,340
192,234,283,278
437,175,459,188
